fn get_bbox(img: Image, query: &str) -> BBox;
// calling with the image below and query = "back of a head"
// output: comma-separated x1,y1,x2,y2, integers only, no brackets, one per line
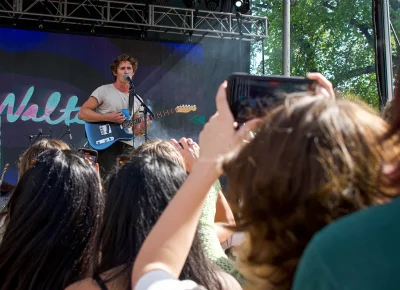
382,99,393,123
97,156,221,289
133,139,186,170
223,95,396,290
0,149,104,290
385,70,400,186
388,69,400,134
17,139,70,178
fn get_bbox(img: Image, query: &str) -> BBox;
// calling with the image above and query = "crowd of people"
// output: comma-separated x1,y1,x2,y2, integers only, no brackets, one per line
0,70,398,290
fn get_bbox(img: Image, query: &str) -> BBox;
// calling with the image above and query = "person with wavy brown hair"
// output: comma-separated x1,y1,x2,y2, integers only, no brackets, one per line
222,94,398,290
292,72,400,290
129,74,396,290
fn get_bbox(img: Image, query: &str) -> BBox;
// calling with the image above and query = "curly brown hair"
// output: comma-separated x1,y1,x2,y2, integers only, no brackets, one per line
110,54,139,81
223,95,398,290
382,99,393,123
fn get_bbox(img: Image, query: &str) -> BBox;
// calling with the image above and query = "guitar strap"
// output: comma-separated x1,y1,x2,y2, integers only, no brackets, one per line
128,89,134,117
128,88,136,145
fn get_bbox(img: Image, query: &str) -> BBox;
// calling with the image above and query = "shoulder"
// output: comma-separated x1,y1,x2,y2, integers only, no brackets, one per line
92,84,114,94
65,278,100,290
96,84,114,92
293,198,400,290
311,197,400,250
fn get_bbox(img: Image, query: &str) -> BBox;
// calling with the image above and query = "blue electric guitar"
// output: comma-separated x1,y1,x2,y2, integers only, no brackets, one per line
85,105,197,150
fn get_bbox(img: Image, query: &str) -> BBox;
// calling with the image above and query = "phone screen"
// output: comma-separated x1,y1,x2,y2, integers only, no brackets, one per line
227,73,317,123
116,155,132,167
77,149,98,166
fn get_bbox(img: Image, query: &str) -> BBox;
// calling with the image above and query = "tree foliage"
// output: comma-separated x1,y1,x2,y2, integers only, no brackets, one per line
250,0,400,110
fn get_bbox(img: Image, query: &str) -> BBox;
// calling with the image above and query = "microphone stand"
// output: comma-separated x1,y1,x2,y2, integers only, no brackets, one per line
32,131,43,144
128,81,154,142
59,125,71,141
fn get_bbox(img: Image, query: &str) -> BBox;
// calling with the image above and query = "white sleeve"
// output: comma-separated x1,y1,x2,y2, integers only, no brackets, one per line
134,270,201,290
91,86,104,105
221,232,245,250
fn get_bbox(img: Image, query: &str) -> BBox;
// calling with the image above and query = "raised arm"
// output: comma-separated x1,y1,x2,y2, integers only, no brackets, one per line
78,96,125,123
131,82,261,288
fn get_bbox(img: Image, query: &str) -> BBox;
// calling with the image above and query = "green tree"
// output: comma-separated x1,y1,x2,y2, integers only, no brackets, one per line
251,0,400,109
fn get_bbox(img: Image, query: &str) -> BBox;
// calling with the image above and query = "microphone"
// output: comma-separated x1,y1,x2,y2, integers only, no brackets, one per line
124,74,134,85
67,126,72,140
38,128,43,137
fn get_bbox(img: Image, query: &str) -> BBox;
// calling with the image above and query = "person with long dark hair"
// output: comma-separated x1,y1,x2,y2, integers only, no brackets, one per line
66,156,227,290
0,149,104,290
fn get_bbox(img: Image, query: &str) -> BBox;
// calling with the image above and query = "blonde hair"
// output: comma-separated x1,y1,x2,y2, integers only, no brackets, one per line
18,139,70,179
133,140,186,170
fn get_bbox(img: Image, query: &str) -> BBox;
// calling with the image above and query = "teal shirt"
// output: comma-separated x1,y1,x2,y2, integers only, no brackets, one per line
293,197,400,290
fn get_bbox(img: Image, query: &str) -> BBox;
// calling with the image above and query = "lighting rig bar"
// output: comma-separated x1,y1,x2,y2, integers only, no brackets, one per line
0,0,268,41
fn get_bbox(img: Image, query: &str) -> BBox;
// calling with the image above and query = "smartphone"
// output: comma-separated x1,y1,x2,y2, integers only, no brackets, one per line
116,155,132,167
227,73,317,123
77,148,98,166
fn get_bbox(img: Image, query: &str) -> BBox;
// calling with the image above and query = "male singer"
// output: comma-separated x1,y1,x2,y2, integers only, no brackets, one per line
78,54,150,176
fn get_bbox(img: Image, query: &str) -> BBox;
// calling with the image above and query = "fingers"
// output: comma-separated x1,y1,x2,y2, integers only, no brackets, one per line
306,72,335,99
215,81,232,118
237,118,263,141
179,137,189,149
170,138,180,149
171,138,199,151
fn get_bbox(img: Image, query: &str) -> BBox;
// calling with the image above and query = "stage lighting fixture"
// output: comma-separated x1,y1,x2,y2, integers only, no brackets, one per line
205,0,219,10
183,0,203,8
234,0,243,7
233,0,251,14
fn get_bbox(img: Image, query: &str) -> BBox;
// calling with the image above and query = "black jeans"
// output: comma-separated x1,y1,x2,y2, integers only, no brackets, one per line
96,141,133,179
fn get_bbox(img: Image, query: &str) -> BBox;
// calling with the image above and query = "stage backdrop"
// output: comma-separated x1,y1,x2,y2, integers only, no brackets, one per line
0,28,250,183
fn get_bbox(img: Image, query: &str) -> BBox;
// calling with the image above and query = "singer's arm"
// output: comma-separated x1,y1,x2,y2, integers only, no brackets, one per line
78,97,107,122
78,97,126,123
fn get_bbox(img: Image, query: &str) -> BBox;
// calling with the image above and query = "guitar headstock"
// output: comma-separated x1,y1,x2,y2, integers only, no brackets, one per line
175,105,197,113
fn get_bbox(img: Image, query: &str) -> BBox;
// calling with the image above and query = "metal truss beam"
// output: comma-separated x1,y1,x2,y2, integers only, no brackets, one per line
0,0,268,41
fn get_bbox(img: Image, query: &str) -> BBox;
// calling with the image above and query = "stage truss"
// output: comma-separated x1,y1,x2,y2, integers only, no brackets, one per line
0,0,268,41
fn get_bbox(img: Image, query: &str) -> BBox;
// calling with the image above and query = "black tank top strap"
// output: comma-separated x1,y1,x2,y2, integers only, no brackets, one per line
93,274,108,290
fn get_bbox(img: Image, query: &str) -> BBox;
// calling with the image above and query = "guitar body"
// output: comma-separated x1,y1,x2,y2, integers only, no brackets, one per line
85,109,133,151
85,105,197,151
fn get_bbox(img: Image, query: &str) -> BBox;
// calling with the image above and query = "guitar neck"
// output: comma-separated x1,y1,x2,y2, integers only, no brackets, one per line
124,108,177,127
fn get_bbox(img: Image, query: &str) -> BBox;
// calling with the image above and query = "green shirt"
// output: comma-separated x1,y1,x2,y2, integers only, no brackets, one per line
293,197,400,290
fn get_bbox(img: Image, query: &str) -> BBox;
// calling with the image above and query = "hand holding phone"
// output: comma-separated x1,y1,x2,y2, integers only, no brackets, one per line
227,73,317,123
77,148,98,166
